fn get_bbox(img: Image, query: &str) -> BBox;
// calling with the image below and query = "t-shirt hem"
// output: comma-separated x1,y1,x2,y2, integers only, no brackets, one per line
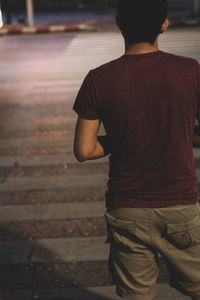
106,193,199,209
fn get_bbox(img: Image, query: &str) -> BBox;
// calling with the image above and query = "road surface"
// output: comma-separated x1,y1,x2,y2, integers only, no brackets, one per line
0,27,200,299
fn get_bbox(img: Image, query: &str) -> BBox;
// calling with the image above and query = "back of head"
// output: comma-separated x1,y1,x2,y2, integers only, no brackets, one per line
117,0,168,45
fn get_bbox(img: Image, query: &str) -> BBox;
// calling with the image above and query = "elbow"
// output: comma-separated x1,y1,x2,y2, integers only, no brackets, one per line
75,155,87,163
74,149,89,162
74,141,96,162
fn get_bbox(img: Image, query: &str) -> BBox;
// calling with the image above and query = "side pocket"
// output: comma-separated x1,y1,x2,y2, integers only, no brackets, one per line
104,211,137,249
165,214,200,250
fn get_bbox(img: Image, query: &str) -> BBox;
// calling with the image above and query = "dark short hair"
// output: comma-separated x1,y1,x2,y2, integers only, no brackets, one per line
117,0,168,45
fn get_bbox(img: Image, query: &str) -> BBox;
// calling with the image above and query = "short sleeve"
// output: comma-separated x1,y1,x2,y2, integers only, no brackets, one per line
73,71,99,120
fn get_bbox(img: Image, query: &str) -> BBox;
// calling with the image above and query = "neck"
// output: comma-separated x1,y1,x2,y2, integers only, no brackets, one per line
125,39,159,55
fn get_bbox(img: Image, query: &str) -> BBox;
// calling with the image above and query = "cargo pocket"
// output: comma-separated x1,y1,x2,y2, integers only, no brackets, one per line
104,211,137,250
165,214,200,250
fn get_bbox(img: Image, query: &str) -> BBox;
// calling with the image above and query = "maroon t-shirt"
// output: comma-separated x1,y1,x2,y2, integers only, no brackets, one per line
73,51,200,208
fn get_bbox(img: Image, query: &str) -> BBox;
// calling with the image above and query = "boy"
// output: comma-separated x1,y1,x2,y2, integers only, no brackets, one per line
73,0,200,299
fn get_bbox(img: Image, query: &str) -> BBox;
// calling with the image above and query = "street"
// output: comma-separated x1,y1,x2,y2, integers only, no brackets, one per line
0,27,200,299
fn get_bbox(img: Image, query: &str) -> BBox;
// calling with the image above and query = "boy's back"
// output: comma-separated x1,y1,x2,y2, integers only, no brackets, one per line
73,0,200,298
74,51,200,208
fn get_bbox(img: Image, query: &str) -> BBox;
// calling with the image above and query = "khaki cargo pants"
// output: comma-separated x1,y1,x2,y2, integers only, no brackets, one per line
105,202,200,300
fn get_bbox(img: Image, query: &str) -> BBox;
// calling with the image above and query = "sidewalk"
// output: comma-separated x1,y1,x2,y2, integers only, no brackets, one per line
0,22,200,300
0,285,191,300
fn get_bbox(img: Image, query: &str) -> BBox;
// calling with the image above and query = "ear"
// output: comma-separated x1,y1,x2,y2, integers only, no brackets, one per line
160,18,169,33
115,14,121,29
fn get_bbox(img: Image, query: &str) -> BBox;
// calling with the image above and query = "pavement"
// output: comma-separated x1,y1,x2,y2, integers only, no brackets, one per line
0,285,191,300
1,27,200,299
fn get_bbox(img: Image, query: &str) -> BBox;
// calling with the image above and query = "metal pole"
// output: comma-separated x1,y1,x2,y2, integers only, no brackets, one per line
26,0,34,27
194,0,199,16
0,4,3,28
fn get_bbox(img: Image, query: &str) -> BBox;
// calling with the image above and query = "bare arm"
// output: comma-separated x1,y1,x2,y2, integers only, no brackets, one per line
74,117,111,162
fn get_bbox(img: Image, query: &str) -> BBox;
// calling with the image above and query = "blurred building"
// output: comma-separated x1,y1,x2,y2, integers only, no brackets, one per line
168,0,200,19
1,0,200,24
1,0,199,13
35,0,200,15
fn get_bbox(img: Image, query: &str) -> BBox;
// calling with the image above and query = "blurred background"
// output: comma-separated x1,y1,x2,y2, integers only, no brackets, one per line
0,1,199,300
1,0,200,26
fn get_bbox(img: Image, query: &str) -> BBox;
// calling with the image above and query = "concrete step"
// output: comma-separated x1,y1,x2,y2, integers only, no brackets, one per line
0,174,108,192
0,129,72,140
0,103,76,118
0,187,105,206
0,116,76,132
0,201,105,223
0,291,32,300
36,284,191,300
0,155,108,167
0,235,165,265
0,138,72,149
0,260,110,290
0,163,108,178
32,236,108,264
0,258,175,291
0,236,107,264
0,127,105,148
0,147,72,157
0,217,106,241
0,284,190,300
